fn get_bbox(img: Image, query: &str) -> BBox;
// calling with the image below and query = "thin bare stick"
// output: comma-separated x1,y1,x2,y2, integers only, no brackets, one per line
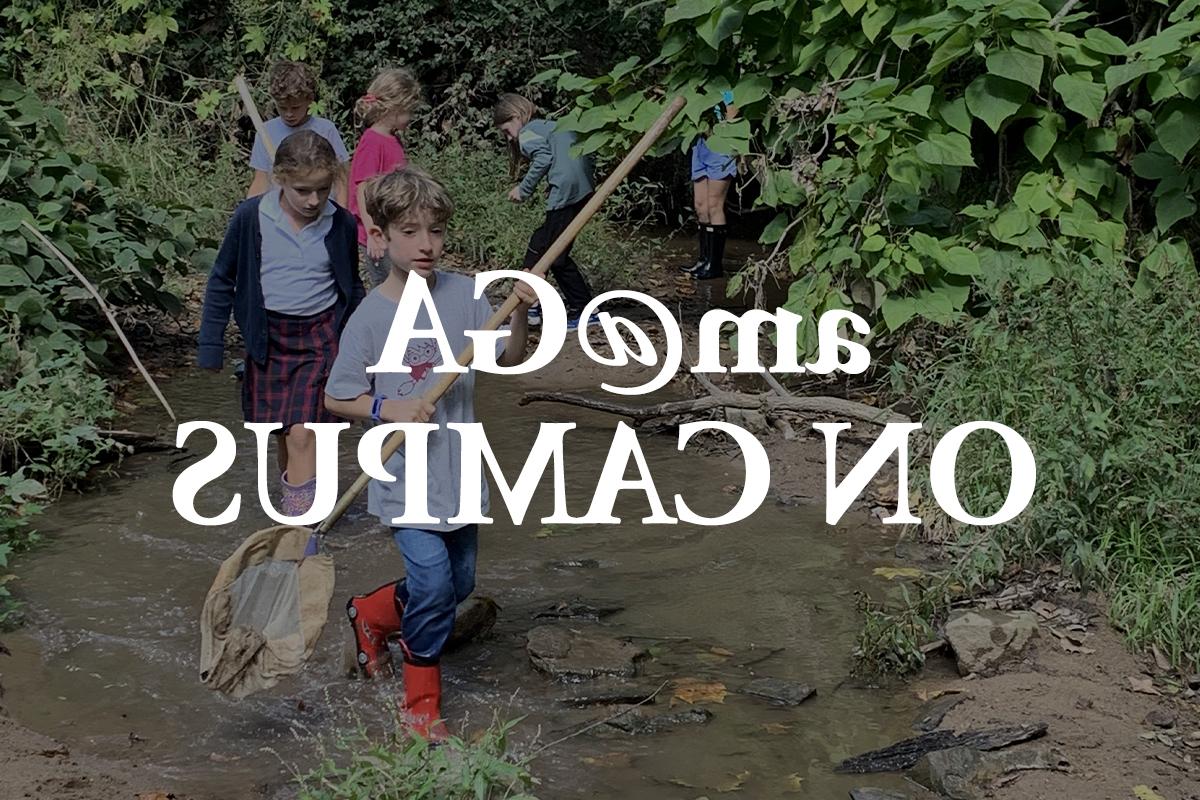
526,680,669,759
22,221,176,421
761,371,794,399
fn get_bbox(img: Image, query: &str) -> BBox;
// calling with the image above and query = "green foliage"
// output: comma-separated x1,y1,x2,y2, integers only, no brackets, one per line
416,143,652,291
294,717,540,800
858,254,1200,673
0,78,210,623
550,0,1200,352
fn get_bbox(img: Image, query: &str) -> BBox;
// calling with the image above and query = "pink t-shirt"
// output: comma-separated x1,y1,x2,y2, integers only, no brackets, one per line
349,127,407,244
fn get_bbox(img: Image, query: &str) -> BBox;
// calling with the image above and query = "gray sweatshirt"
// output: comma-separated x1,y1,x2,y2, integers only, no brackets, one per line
517,119,594,210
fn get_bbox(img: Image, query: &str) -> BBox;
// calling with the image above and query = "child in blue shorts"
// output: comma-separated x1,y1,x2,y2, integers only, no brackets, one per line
681,92,739,281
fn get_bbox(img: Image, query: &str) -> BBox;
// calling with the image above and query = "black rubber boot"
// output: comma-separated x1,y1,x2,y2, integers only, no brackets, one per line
679,223,710,274
692,224,726,280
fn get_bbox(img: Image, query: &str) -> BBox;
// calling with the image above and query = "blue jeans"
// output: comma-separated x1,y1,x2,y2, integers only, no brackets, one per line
392,525,478,664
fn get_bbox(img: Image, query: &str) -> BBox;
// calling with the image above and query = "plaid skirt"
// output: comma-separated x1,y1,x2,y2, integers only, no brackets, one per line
242,307,339,431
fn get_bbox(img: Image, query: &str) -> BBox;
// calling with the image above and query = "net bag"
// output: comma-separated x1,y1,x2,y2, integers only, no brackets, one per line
199,525,334,699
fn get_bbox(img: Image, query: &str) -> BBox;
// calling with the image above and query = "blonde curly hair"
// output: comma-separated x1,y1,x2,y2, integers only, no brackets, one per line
354,68,422,127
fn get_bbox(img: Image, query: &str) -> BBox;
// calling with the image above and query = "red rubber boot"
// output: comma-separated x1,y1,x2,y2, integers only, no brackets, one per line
401,661,449,741
346,582,403,678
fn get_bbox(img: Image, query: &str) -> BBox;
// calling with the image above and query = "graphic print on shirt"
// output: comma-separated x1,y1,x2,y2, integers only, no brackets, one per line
395,339,442,396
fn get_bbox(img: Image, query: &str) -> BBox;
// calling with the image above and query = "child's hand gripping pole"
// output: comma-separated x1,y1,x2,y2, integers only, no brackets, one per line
304,96,688,553
235,75,276,159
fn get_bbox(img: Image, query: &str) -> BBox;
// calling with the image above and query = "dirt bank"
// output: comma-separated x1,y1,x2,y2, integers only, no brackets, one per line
0,705,185,800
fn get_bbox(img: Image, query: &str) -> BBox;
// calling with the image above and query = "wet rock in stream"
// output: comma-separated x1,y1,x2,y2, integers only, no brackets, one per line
526,625,645,681
446,596,500,651
835,722,1049,773
604,705,712,735
739,677,816,706
533,598,624,621
558,681,663,707
549,559,600,570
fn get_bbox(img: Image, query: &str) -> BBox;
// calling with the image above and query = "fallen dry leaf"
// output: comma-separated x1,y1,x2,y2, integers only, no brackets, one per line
915,688,962,702
1130,676,1162,696
1133,785,1166,800
1152,645,1172,672
761,722,793,735
873,566,924,580
783,773,804,793
671,677,727,706
715,769,751,793
710,647,735,657
136,794,175,800
1059,639,1097,655
581,752,633,768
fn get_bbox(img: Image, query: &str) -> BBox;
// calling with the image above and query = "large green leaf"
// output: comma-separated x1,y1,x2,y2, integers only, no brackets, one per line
1105,59,1165,93
965,75,1028,132
1155,99,1200,161
1082,29,1127,56
986,49,1044,89
937,245,980,275
915,132,976,166
889,85,934,117
1023,111,1062,162
862,4,895,42
1052,73,1106,121
697,5,747,48
664,0,718,25
938,97,972,134
928,27,975,76
1131,149,1179,179
1156,190,1197,232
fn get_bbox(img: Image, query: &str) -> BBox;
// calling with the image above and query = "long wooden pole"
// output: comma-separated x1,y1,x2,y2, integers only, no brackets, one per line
235,75,275,158
313,96,687,537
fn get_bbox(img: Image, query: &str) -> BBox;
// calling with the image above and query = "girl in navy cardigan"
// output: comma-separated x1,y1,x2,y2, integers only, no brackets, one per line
199,130,364,517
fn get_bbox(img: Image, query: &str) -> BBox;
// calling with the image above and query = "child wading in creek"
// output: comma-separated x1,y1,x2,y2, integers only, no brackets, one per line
349,67,421,289
680,90,739,281
324,167,536,739
245,60,350,206
199,130,364,516
493,92,597,330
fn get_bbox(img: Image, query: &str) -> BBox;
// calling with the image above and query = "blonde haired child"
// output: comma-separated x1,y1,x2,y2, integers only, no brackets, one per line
349,67,422,287
245,61,350,206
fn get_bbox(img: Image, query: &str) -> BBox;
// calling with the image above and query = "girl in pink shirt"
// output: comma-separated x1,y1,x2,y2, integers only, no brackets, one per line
350,68,421,287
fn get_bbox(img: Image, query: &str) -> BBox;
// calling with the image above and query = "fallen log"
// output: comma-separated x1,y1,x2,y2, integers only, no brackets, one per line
834,722,1048,774
518,390,908,427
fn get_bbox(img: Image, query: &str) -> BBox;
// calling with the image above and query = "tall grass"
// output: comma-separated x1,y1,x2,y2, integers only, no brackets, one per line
857,256,1200,673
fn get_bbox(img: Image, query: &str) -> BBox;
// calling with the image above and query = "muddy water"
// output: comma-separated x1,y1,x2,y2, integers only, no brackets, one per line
3,365,920,798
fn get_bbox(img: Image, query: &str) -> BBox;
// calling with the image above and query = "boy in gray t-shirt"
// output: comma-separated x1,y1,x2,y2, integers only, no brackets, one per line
324,167,535,740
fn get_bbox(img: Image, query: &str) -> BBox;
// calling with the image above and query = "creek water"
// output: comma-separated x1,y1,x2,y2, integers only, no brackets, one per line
2,353,920,798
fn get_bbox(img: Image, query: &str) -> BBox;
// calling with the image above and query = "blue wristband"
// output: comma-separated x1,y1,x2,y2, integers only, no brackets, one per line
370,396,385,422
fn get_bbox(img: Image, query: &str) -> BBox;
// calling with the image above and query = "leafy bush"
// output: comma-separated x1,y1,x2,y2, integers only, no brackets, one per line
857,252,1200,672
416,143,651,292
294,718,540,800
0,78,210,622
551,0,1200,351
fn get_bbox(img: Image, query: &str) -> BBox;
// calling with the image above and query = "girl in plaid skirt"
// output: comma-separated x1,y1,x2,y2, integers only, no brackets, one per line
199,130,365,517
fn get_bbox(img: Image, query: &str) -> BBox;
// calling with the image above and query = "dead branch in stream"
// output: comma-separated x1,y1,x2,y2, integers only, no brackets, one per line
517,389,909,426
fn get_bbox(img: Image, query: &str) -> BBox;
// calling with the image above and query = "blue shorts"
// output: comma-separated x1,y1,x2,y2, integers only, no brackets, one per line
691,137,736,181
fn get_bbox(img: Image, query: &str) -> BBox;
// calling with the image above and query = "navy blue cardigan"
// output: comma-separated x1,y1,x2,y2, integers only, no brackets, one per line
197,195,365,369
